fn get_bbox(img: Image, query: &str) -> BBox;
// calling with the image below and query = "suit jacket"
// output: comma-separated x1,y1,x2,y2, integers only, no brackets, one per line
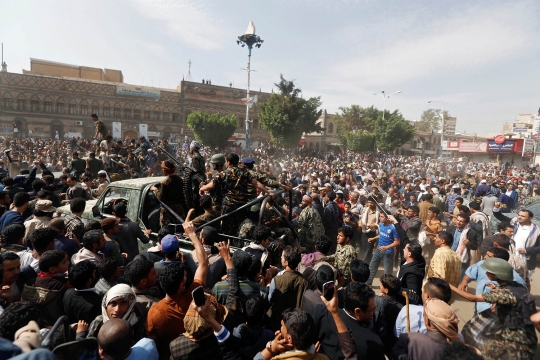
302,290,344,360
114,219,150,261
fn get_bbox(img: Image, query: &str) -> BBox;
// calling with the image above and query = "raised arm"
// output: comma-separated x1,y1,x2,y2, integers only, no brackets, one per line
183,221,208,286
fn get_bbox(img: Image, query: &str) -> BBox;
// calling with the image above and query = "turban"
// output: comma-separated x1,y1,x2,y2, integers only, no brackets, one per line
424,298,461,342
302,195,313,204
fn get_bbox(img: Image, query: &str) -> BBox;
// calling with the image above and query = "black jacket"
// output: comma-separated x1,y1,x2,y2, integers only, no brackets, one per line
398,259,426,304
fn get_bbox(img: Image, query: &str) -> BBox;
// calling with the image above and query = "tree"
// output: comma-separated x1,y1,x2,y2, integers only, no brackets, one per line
335,104,415,152
374,110,416,152
259,75,323,147
416,109,450,132
186,111,237,148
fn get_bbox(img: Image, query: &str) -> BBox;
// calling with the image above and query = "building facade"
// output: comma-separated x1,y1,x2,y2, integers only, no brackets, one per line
0,59,271,145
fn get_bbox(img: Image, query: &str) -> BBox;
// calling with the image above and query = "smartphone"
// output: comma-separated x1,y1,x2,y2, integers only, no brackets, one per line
323,281,335,302
192,286,206,307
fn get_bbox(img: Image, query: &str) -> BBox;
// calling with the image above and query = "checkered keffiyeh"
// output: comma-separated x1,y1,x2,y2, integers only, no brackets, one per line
64,214,85,242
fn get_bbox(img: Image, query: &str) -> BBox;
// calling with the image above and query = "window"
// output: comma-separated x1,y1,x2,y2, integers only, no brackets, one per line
154,112,160,121
144,110,151,120
3,97,13,109
172,113,178,122
31,100,39,111
327,123,333,134
45,101,52,113
69,104,77,115
134,109,141,119
104,107,110,117
57,102,65,113
81,105,88,115
114,107,120,118
18,99,26,111
92,106,99,115
123,108,131,118
163,111,169,121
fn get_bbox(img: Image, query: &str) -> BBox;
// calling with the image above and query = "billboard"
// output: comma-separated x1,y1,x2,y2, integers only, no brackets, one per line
487,140,515,153
534,118,540,139
139,124,148,138
116,84,161,99
458,142,487,153
512,127,529,133
112,122,122,139
522,139,535,158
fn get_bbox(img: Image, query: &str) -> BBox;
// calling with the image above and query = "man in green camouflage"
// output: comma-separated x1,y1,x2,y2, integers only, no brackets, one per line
207,154,225,213
241,157,282,199
189,140,206,176
199,153,271,235
297,195,325,252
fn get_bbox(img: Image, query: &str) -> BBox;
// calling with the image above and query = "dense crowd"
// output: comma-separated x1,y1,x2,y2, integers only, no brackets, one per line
0,116,538,360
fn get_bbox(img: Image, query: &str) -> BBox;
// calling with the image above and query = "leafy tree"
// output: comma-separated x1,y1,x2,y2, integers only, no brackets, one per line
374,110,416,152
259,75,323,147
186,111,237,148
344,131,376,152
416,109,449,132
335,105,415,152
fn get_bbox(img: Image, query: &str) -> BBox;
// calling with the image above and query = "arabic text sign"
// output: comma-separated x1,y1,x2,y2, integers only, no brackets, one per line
512,127,529,133
458,142,487,153
522,139,535,158
116,85,161,99
487,140,515,153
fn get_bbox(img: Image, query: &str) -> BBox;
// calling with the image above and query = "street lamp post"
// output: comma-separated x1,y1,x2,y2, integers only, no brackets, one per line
237,21,263,151
428,100,445,157
372,90,401,122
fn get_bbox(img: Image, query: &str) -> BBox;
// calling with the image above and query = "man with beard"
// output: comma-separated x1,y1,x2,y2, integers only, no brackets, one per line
297,195,325,252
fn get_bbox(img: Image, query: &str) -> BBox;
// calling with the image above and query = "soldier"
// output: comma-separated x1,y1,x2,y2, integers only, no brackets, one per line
70,152,86,179
241,157,283,199
207,154,225,212
297,195,325,252
91,114,107,153
185,194,219,229
199,153,271,236
189,141,205,176
150,160,185,226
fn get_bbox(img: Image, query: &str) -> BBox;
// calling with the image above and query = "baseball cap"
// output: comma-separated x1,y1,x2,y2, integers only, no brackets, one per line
161,234,179,253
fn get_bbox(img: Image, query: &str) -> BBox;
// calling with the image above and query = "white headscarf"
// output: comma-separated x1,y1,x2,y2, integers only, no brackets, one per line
102,284,138,326
98,170,111,183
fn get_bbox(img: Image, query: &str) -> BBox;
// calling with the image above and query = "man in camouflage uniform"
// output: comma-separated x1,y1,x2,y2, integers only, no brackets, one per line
189,141,206,176
241,157,282,199
207,154,225,213
91,114,107,153
297,194,325,252
199,153,270,236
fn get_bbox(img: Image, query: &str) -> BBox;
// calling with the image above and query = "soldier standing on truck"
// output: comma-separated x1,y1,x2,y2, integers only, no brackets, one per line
241,157,286,200
189,141,205,176
199,153,271,235
92,114,107,153
150,160,185,226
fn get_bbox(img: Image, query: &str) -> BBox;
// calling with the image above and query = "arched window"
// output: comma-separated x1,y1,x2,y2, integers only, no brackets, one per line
328,123,333,134
2,94,13,110
123,104,131,118
133,105,141,119
17,94,27,111
30,95,40,112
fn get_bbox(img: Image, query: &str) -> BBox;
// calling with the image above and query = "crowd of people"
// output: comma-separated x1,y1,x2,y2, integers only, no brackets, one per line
0,115,538,360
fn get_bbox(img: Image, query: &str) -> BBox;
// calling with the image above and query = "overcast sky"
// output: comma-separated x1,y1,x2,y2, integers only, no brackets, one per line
1,0,539,134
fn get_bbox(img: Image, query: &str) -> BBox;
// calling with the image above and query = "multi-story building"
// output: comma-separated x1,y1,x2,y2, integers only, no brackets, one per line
443,116,456,135
0,58,271,145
